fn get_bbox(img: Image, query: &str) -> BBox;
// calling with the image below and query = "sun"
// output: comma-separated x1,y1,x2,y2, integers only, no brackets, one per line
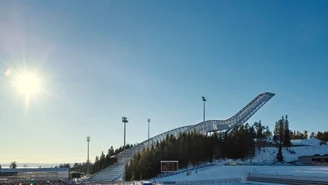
13,72,42,96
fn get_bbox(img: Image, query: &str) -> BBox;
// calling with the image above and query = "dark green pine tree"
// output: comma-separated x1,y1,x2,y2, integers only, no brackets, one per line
283,115,291,146
273,121,279,142
124,124,263,180
256,120,263,139
99,151,105,169
93,156,100,173
303,130,308,139
310,132,316,138
278,117,285,144
124,163,131,181
277,143,284,162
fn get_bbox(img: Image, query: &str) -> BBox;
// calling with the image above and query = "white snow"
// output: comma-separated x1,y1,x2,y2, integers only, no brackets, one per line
291,138,323,146
155,165,328,181
251,138,328,163
153,139,328,185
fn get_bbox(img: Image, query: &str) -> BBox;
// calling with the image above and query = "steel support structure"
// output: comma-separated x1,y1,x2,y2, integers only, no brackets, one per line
88,92,275,182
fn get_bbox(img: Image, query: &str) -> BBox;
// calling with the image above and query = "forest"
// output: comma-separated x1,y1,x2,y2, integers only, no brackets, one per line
124,121,271,180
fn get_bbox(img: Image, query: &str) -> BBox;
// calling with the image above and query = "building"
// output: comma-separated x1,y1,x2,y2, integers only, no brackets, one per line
298,154,328,165
0,168,69,184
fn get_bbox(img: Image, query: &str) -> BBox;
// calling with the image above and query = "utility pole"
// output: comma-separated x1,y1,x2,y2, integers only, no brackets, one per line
122,117,128,163
147,118,151,141
86,136,90,175
202,96,206,124
202,96,207,136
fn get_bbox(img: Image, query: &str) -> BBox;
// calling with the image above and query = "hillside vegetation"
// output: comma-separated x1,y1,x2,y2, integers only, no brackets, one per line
124,115,328,180
124,121,270,180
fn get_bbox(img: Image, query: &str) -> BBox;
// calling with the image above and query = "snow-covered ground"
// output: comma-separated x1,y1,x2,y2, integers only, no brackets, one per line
154,139,328,185
156,165,328,181
291,138,322,146
252,138,328,163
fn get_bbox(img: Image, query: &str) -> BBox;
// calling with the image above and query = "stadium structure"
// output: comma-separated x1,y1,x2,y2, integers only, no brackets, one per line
87,92,275,183
0,168,69,184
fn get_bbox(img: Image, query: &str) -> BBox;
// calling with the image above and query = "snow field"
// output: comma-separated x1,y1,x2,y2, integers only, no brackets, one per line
154,139,328,185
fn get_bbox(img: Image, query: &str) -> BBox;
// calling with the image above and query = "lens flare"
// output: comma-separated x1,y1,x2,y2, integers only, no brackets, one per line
4,69,11,77
14,72,42,96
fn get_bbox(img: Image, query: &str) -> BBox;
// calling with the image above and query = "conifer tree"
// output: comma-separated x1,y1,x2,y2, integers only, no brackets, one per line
283,115,291,146
10,161,17,169
273,121,279,142
310,132,316,138
124,123,263,180
277,143,284,162
304,130,308,139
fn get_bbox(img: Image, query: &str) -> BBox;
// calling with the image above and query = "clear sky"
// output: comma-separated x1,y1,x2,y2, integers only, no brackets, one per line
0,0,327,166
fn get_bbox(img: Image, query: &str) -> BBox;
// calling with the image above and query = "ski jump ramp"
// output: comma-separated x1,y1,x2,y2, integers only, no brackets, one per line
88,92,275,182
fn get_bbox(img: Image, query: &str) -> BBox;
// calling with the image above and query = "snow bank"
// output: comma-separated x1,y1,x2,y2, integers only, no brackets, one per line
251,141,328,163
156,165,328,182
154,139,328,184
291,138,322,146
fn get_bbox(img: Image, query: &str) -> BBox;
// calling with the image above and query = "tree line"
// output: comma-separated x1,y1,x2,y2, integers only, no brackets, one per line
314,131,328,141
0,161,17,169
124,115,328,179
57,144,135,174
91,144,134,174
278,125,328,141
124,121,270,181
273,115,291,146
272,116,291,162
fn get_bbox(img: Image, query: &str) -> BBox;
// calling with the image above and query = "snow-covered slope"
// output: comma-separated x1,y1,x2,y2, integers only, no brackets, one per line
154,139,328,184
291,138,322,146
252,138,328,163
155,165,328,182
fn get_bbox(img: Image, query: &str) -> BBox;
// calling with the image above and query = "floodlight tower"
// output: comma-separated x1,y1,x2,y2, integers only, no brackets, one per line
202,96,206,124
86,136,90,175
122,117,128,163
147,118,151,141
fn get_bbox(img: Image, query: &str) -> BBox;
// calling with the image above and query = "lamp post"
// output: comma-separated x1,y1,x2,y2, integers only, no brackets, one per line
122,117,128,163
86,136,90,175
147,118,151,141
202,96,206,124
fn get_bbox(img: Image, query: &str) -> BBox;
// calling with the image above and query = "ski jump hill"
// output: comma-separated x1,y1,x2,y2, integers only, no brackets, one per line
87,92,276,183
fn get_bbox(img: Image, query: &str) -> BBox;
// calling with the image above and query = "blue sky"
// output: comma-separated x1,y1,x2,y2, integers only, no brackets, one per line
0,0,327,166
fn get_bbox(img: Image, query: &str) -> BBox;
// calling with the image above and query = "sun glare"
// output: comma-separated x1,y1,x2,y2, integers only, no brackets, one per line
14,72,42,96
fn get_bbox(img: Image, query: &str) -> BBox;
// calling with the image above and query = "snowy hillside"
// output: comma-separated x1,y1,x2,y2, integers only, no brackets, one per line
154,139,328,184
155,165,328,182
252,138,328,163
291,138,323,146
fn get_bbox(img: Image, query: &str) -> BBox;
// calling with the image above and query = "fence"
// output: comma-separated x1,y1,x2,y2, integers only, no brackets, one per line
247,173,328,185
155,178,241,185
152,164,216,180
80,178,241,185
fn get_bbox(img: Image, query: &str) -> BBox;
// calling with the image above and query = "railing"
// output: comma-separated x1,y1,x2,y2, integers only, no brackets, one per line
154,178,241,185
247,173,328,185
81,178,241,185
152,164,216,180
